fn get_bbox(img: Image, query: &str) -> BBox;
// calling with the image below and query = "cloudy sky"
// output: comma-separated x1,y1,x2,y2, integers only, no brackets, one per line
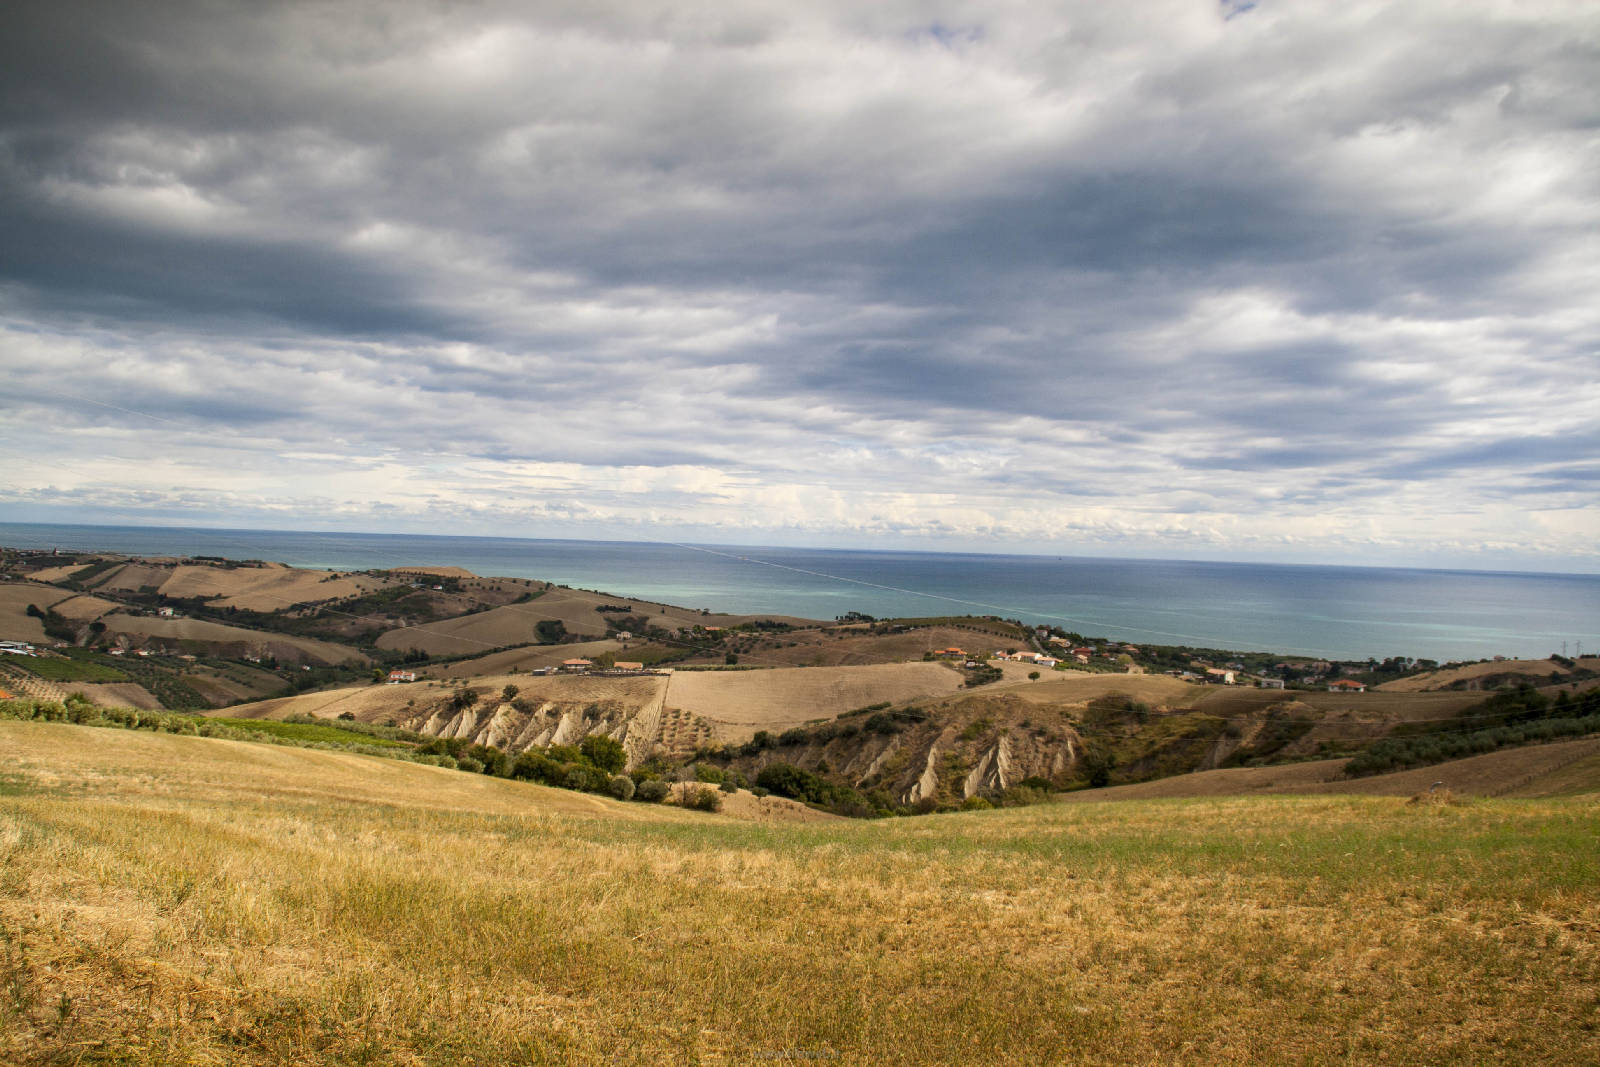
2,1,1596,570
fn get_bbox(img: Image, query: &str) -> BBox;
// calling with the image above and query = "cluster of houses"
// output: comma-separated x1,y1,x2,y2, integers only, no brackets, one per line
933,646,1066,670
0,641,37,656
992,650,1061,669
1166,660,1367,692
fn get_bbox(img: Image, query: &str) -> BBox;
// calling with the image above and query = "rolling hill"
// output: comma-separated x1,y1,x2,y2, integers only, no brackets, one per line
2,716,1596,1065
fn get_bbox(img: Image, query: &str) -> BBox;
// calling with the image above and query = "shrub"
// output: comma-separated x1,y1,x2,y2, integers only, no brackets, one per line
693,764,725,784
511,752,563,784
718,779,737,793
962,796,993,811
999,785,1049,807
580,734,626,773
740,730,776,756
636,779,670,803
1081,750,1114,788
683,785,722,812
608,774,636,801
455,756,485,774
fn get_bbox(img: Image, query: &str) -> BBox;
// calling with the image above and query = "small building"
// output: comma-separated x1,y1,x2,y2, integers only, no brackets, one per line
1033,657,1058,669
935,647,965,658
1205,668,1236,685
387,670,417,684
612,661,644,672
1328,680,1367,693
561,658,594,673
1257,678,1285,689
156,607,175,618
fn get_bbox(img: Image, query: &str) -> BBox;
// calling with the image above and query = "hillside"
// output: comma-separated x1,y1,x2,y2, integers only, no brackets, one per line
3,718,1597,1065
1374,655,1600,692
1059,735,1600,802
226,661,978,766
7,546,1593,810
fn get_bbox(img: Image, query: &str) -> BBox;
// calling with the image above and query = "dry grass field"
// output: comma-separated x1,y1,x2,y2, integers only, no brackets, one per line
429,639,627,678
2,719,1597,1065
104,616,365,665
0,582,92,643
1015,671,1200,707
153,563,379,611
661,663,968,738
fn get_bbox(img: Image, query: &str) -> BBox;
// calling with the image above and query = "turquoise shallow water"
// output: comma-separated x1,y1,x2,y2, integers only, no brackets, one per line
2,522,1595,663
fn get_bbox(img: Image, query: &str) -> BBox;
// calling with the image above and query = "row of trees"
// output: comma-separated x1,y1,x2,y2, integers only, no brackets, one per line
1346,684,1600,777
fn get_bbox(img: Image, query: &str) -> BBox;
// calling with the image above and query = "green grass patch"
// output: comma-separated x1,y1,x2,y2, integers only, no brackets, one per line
0,771,39,797
12,656,129,683
205,717,410,748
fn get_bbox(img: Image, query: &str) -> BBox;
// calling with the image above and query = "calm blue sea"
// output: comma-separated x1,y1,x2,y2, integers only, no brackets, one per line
2,522,1595,663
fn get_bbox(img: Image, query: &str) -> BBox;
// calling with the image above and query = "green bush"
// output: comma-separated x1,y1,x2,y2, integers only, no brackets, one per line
999,785,1050,807
456,756,484,774
635,779,670,803
682,784,722,812
580,734,626,773
608,774,636,801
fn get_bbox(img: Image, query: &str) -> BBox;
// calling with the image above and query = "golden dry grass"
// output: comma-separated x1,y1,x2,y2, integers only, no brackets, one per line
103,616,364,665
661,663,967,738
3,720,1598,1065
1013,671,1199,707
0,582,76,643
153,563,378,611
430,639,627,679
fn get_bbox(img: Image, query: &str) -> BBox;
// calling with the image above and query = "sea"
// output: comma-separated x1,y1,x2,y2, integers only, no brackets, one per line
1,522,1595,664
